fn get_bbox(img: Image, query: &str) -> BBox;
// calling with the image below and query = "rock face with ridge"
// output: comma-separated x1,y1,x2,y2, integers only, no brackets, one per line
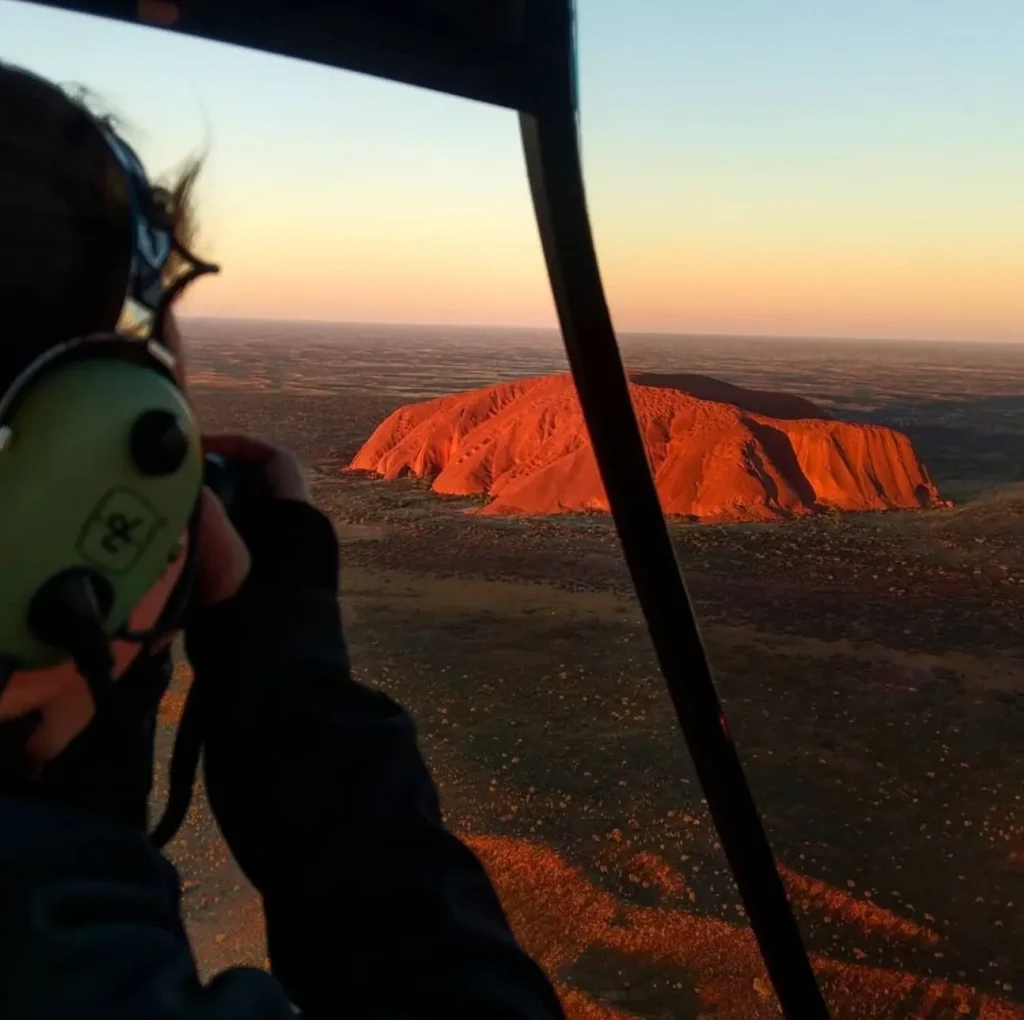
349,372,943,521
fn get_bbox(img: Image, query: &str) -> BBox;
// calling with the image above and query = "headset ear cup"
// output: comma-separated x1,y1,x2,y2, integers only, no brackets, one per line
130,409,192,477
117,491,203,646
0,347,203,670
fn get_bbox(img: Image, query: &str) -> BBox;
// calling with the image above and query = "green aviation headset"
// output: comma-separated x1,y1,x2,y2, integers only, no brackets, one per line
0,120,217,724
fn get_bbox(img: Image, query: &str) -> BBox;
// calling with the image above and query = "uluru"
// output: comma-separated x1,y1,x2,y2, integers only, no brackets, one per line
349,372,944,522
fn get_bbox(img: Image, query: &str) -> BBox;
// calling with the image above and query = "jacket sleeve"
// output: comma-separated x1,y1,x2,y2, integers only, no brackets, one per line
184,499,565,1020
0,797,297,1020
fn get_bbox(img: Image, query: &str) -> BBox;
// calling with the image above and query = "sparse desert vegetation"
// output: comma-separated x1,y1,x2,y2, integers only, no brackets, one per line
160,319,1024,1019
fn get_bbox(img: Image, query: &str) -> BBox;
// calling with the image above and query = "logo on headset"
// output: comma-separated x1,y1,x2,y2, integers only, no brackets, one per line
77,488,164,574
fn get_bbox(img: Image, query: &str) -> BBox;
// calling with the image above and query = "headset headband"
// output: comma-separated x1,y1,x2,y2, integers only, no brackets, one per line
0,121,220,445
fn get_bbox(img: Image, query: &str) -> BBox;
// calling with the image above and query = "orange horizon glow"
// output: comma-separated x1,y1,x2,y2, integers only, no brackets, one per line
176,227,1024,342
6,1,1024,344
174,157,1024,342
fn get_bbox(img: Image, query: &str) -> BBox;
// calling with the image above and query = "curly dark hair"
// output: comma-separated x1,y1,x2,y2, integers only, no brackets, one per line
0,62,205,386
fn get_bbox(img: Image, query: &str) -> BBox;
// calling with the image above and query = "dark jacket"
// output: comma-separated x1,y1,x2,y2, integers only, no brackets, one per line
0,498,566,1020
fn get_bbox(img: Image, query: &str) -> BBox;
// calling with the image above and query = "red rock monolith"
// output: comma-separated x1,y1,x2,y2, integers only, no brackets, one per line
349,372,942,521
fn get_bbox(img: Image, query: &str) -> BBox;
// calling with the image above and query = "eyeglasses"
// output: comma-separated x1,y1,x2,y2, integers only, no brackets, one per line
100,127,219,343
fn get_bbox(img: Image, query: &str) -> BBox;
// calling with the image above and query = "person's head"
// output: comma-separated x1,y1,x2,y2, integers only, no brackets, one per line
0,61,203,387
0,63,210,767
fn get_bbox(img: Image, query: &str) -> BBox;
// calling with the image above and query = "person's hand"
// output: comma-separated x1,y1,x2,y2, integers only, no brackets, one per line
192,435,310,609
203,434,311,503
192,488,249,609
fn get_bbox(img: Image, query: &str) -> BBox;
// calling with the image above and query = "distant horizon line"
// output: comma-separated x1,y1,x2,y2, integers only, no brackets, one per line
179,313,1024,346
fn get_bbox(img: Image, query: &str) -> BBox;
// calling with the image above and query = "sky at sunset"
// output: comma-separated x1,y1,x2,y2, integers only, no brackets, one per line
2,0,1023,341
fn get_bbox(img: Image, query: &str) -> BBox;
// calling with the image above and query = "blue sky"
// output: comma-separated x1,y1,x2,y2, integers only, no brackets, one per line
2,0,1022,339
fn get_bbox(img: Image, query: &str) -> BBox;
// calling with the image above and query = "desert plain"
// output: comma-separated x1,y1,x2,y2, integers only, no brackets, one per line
156,320,1024,1020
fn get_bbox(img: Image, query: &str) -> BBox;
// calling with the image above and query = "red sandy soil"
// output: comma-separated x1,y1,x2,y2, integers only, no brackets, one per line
590,840,942,948
467,834,1022,1020
162,667,1011,1018
349,373,943,521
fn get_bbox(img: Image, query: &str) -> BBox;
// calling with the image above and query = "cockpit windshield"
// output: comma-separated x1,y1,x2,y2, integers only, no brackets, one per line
4,1,1023,1017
